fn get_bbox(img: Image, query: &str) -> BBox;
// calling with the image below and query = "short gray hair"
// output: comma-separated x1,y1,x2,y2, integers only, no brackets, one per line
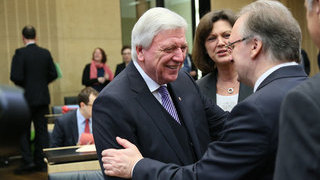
131,7,188,62
239,0,301,63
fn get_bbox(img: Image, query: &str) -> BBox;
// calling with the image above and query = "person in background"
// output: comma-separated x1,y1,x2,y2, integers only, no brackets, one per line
10,25,58,174
180,48,198,80
100,1,307,179
274,0,320,179
194,10,252,112
92,7,227,180
300,49,310,75
115,45,132,77
82,47,114,92
51,87,98,147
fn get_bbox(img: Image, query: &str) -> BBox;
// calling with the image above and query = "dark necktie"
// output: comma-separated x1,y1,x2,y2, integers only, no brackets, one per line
158,86,180,124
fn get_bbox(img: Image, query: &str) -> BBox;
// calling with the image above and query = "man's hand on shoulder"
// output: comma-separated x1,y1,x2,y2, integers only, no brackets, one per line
101,137,143,179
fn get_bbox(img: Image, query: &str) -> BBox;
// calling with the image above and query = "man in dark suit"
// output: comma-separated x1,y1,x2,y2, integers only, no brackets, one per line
114,45,131,77
51,87,98,147
274,0,320,179
92,7,227,180
10,25,58,174
100,1,307,179
181,52,198,80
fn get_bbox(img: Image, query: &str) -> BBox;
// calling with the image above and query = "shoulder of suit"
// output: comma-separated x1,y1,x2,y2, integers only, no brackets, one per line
196,72,215,85
25,44,50,52
38,46,50,51
15,47,26,53
290,74,320,96
34,45,51,53
58,110,77,121
117,62,125,66
83,63,91,69
16,47,24,51
177,70,192,80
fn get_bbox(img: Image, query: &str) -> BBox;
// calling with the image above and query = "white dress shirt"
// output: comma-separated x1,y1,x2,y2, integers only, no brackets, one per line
254,62,298,92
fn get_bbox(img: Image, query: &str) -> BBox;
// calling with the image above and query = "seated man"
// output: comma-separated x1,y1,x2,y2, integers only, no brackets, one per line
51,87,98,147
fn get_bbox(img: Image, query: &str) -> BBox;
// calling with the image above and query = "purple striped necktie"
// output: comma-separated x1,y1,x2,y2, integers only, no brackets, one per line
158,86,181,124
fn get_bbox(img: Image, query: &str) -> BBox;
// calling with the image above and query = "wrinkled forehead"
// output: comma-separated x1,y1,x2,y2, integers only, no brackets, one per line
153,28,187,45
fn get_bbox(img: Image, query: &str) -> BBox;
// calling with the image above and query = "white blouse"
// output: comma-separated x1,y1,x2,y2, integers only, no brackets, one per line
216,93,239,112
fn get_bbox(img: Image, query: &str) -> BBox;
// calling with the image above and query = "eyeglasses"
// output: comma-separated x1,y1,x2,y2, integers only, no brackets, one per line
225,36,251,51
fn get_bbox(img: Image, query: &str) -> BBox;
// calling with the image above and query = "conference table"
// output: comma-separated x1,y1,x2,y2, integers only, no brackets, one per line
43,145,100,173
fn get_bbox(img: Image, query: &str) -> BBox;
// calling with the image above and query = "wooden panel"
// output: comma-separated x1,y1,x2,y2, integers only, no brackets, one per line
47,160,100,173
0,1,9,84
55,0,122,105
1,0,122,105
211,0,255,13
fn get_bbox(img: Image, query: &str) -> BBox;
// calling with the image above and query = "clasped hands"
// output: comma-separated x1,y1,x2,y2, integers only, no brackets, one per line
98,74,110,84
101,137,143,178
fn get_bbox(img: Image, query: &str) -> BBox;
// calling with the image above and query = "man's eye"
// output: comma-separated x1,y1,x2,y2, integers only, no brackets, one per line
163,47,175,53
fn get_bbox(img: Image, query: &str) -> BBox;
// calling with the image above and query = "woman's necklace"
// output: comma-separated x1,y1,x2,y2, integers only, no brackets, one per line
217,81,239,94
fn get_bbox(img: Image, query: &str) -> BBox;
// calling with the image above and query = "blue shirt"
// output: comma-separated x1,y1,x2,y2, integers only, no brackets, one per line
76,109,92,142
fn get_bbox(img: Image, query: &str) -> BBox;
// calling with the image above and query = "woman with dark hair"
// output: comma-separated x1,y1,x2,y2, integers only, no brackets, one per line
194,10,252,111
82,47,114,92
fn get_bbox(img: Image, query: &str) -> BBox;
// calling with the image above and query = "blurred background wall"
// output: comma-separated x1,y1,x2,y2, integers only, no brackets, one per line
1,0,318,107
1,0,122,105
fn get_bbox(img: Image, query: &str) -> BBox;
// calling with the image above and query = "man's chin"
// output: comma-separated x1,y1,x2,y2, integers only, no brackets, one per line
161,75,178,84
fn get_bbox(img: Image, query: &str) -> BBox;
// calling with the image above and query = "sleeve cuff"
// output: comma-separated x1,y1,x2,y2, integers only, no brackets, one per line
131,158,143,178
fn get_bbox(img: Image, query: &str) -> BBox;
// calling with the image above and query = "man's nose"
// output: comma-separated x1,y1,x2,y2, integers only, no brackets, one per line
172,48,185,62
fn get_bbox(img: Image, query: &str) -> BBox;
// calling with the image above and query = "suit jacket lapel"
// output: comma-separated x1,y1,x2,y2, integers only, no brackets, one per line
205,72,217,103
238,83,253,102
71,111,79,144
257,65,307,91
203,71,252,103
126,63,189,164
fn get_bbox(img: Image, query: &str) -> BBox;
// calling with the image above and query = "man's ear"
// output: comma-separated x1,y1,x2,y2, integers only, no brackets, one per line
136,46,144,62
250,38,262,60
79,102,85,108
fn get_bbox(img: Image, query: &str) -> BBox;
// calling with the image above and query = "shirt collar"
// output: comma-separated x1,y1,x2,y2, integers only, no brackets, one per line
133,60,164,93
25,41,35,46
76,108,90,123
253,62,298,92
